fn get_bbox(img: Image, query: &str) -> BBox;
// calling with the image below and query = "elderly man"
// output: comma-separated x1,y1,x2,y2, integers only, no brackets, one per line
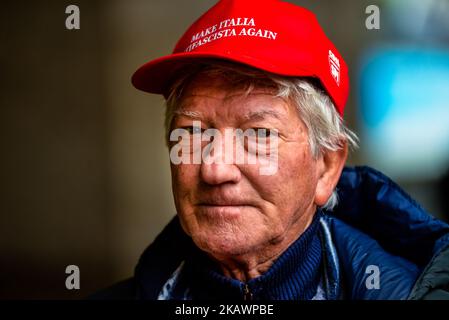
94,0,449,300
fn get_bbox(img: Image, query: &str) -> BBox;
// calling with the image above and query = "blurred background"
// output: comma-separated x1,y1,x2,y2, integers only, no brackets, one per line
1,0,448,299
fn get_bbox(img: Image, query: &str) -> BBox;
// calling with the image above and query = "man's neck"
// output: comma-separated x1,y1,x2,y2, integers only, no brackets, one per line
207,209,316,282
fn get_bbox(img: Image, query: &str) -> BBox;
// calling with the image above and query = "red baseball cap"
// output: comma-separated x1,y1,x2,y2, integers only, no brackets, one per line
132,0,349,116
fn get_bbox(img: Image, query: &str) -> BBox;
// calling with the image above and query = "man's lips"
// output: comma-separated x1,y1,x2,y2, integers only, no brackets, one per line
197,200,254,207
195,192,259,211
196,203,254,218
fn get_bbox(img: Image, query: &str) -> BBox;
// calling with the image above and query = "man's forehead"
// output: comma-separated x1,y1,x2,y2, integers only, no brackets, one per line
173,108,285,122
172,73,293,121
180,90,279,104
176,89,290,120
182,74,276,99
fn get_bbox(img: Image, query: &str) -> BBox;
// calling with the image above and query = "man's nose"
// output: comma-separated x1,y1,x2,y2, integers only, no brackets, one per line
199,136,241,185
200,162,242,185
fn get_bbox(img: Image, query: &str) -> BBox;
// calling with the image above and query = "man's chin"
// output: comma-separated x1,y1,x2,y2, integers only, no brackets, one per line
193,232,259,257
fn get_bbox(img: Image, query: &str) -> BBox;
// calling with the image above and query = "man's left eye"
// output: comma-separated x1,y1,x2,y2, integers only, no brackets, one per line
251,128,272,138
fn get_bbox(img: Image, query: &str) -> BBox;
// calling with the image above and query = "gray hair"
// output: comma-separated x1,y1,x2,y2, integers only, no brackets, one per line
163,60,358,211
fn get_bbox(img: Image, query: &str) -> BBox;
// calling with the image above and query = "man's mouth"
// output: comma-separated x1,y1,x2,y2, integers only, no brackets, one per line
199,202,250,207
196,199,256,218
197,199,254,207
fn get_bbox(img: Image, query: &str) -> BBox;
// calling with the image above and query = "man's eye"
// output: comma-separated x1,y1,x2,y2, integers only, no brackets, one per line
182,126,203,134
251,128,272,138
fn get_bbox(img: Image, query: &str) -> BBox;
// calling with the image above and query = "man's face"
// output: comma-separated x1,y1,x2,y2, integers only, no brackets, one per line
169,75,323,258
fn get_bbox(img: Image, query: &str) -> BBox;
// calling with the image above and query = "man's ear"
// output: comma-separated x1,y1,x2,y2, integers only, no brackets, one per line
314,142,348,207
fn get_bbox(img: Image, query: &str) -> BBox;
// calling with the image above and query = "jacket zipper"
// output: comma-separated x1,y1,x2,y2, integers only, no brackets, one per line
243,283,253,301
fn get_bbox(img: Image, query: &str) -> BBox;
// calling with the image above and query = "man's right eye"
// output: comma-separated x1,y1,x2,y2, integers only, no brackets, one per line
181,126,203,134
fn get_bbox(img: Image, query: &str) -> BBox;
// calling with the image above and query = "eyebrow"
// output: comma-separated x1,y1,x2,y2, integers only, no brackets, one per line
173,109,204,120
173,109,284,123
243,110,284,122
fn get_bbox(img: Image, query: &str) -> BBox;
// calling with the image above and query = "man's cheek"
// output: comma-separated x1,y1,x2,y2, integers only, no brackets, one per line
173,164,197,184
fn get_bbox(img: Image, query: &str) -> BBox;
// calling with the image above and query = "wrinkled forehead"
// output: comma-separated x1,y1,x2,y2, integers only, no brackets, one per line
173,79,295,128
177,72,280,107
192,75,272,95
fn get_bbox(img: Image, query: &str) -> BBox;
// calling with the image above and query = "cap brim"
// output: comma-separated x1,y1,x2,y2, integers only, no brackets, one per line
131,51,313,96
